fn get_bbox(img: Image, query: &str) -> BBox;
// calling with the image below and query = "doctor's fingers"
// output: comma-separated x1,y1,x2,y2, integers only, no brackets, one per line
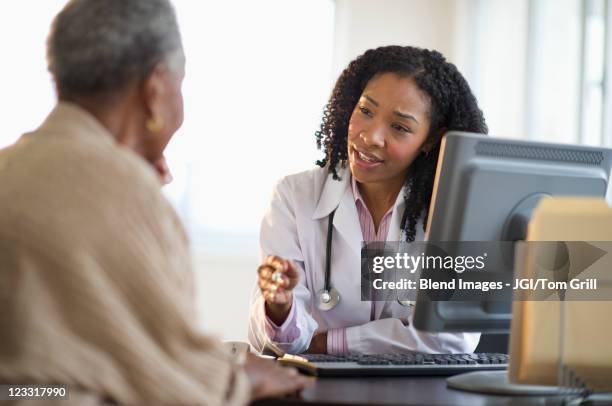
257,264,288,285
265,255,290,272
264,289,292,304
258,277,281,292
257,273,288,297
258,259,287,279
260,274,291,293
257,264,273,279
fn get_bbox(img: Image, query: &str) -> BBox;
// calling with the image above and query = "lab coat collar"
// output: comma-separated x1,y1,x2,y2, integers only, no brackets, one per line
312,165,351,220
312,165,408,255
312,166,362,256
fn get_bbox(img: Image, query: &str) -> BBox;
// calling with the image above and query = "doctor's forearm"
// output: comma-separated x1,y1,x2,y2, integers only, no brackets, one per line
305,332,327,354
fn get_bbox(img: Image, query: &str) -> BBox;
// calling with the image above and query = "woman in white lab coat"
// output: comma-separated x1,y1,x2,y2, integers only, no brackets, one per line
249,46,487,355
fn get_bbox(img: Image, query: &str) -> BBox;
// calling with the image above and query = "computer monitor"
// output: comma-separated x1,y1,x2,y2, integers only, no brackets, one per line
412,131,612,334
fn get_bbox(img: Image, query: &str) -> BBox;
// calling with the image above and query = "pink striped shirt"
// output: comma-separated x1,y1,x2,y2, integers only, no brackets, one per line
264,177,396,354
326,177,394,355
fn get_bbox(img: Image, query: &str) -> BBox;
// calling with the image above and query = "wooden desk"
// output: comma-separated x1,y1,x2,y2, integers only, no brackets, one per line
252,376,558,406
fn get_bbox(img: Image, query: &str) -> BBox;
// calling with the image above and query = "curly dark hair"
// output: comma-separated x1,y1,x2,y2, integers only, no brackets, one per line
315,45,488,241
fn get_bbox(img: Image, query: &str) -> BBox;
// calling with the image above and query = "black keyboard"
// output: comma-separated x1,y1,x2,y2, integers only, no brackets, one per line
278,352,509,377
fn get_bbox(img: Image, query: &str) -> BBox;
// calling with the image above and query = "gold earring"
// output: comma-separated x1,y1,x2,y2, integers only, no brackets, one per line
146,116,164,133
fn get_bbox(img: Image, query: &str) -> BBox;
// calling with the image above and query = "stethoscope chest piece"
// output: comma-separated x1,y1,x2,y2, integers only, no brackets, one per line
316,287,340,311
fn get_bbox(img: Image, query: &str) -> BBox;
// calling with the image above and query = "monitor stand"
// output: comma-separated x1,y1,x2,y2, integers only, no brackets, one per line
446,370,560,395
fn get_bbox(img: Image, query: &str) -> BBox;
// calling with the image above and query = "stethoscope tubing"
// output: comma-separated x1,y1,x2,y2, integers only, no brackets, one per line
324,209,335,293
319,208,412,310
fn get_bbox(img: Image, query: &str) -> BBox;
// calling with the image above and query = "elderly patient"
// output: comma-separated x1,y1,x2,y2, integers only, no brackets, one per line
0,0,308,404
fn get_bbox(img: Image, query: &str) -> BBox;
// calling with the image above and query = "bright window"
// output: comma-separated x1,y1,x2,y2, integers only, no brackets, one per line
165,1,335,245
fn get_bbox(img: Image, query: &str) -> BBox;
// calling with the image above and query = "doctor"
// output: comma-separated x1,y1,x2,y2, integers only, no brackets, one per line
249,46,487,355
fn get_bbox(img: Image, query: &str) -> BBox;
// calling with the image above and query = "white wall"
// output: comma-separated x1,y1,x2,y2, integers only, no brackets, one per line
331,0,532,140
522,0,582,144
174,0,336,341
0,1,65,148
332,0,457,78
454,0,530,139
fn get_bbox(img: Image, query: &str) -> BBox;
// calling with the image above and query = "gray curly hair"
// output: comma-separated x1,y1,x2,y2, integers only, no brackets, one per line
47,0,184,98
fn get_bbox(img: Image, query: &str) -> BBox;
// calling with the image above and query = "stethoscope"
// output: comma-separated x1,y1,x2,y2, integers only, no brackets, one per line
316,209,341,311
316,209,414,311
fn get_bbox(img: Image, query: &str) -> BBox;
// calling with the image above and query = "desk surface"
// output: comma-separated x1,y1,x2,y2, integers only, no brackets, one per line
252,376,558,406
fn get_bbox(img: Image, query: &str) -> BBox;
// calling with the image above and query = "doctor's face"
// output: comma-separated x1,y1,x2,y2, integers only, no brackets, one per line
347,72,432,187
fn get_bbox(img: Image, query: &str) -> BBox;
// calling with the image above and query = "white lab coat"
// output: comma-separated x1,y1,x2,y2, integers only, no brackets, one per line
248,166,480,355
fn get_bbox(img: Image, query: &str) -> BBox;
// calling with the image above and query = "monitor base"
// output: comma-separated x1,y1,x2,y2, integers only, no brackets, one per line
446,370,560,395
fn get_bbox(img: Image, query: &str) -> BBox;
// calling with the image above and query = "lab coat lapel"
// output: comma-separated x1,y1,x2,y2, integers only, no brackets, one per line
312,167,363,256
374,187,408,319
333,185,363,256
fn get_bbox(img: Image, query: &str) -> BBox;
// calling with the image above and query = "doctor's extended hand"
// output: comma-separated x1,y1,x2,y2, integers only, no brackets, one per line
244,353,312,400
257,255,300,325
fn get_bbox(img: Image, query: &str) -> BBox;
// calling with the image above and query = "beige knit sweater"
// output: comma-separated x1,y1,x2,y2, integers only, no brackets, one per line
0,103,249,405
